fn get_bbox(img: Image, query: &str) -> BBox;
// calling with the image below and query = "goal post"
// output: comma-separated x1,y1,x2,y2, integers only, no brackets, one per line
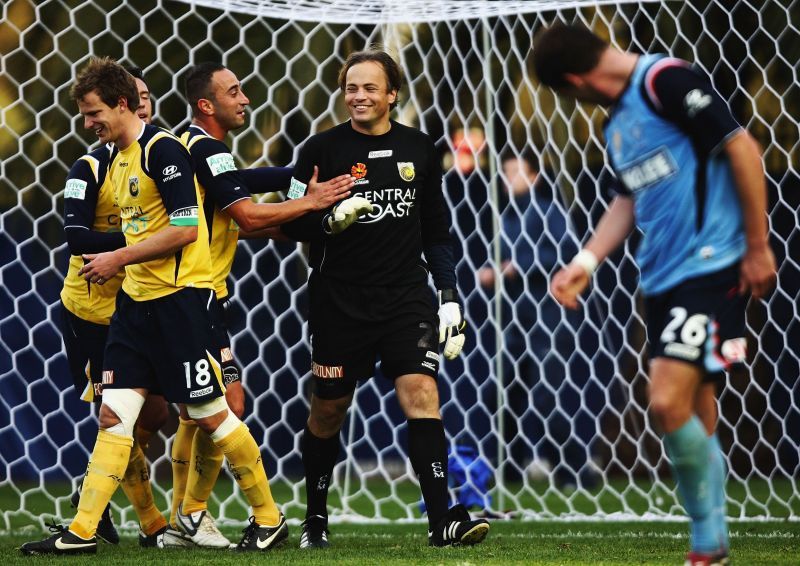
1,0,798,529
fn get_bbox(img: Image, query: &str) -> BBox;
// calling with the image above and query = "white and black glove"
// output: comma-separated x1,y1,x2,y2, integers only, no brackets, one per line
437,289,466,360
324,196,373,235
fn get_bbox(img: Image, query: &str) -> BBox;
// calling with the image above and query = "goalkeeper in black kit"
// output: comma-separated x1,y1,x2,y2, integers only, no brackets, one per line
281,49,490,549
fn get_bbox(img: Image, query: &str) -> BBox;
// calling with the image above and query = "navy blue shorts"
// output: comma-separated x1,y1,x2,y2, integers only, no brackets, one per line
59,302,108,402
645,264,747,382
308,274,440,400
103,287,225,403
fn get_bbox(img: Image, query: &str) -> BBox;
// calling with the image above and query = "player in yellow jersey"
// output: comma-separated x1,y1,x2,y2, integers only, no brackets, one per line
21,57,286,555
57,65,169,548
162,61,354,549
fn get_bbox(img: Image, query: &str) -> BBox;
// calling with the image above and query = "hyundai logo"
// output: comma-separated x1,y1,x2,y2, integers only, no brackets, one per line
163,165,178,175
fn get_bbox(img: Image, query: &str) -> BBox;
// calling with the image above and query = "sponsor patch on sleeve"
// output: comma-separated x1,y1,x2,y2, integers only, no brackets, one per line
169,206,199,226
287,177,307,200
64,179,88,200
206,153,237,176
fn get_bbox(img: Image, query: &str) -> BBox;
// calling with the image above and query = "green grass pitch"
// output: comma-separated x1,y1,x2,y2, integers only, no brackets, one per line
2,521,798,565
1,479,798,564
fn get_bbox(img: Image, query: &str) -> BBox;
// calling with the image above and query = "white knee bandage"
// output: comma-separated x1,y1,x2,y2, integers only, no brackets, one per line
102,389,146,438
187,396,242,443
210,411,242,443
186,395,229,419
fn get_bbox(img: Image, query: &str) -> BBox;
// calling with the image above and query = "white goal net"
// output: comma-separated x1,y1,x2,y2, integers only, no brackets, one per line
1,0,798,529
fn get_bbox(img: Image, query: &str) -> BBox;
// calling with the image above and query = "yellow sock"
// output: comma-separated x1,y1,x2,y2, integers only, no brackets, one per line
170,417,197,527
120,437,167,535
181,429,224,515
136,424,153,451
70,430,132,539
214,422,280,526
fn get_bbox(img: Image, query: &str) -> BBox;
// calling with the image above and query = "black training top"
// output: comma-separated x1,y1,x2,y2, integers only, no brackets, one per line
282,120,456,288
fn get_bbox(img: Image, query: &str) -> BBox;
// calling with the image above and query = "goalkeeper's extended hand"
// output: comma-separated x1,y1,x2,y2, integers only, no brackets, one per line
325,196,373,235
437,289,466,360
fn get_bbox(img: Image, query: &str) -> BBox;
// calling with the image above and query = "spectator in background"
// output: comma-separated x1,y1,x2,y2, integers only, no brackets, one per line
443,127,493,292
479,152,598,489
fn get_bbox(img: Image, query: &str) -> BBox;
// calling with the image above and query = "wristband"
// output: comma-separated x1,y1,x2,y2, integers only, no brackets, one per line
572,249,599,276
438,288,459,305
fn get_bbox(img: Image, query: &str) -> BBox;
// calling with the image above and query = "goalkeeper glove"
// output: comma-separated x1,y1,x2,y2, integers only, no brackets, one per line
324,196,373,235
437,288,466,360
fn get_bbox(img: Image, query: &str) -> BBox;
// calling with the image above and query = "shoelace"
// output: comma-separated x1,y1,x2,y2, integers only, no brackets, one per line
45,519,66,534
237,516,258,548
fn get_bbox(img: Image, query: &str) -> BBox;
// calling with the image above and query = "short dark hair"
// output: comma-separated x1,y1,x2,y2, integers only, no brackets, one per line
124,64,145,81
70,56,139,111
338,49,403,110
184,62,226,116
532,23,608,88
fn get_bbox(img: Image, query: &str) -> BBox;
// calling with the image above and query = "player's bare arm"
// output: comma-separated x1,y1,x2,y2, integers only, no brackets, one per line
79,224,198,283
225,166,353,232
551,195,634,309
724,130,777,298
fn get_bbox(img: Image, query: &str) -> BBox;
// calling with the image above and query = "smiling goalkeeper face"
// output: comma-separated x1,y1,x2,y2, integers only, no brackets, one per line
344,61,398,135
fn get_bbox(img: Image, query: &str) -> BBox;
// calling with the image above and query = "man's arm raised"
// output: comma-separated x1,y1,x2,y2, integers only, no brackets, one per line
226,166,353,232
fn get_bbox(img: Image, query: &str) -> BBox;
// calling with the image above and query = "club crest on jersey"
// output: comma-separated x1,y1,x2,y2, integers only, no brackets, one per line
397,162,415,182
128,176,140,197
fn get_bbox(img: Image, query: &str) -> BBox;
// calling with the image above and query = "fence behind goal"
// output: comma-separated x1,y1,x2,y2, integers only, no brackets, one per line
1,0,798,528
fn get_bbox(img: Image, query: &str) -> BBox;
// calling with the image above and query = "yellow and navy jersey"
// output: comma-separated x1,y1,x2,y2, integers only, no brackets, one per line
111,123,213,301
180,125,250,299
60,145,125,325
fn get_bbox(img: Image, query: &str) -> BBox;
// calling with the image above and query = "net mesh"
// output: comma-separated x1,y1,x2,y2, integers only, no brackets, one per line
1,0,798,529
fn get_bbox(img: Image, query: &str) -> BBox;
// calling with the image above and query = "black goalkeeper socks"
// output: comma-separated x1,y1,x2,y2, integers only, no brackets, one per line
302,424,341,519
408,418,449,528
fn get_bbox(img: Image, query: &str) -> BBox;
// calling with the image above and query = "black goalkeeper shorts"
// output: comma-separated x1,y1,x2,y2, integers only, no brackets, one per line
308,273,440,400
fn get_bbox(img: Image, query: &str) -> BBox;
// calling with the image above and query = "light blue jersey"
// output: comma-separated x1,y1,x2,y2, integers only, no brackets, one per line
605,54,746,295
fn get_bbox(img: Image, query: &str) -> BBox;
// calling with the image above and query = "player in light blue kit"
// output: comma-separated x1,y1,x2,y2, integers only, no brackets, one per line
534,24,776,566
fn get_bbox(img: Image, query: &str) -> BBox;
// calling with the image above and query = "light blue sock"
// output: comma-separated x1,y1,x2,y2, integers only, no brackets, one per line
708,433,729,551
663,416,717,553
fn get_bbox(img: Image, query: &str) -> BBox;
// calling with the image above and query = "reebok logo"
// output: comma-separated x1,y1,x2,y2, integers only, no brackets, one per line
189,386,213,398
368,150,392,159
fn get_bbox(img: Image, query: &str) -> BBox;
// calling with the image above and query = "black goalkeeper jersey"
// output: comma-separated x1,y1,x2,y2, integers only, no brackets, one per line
282,120,454,287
